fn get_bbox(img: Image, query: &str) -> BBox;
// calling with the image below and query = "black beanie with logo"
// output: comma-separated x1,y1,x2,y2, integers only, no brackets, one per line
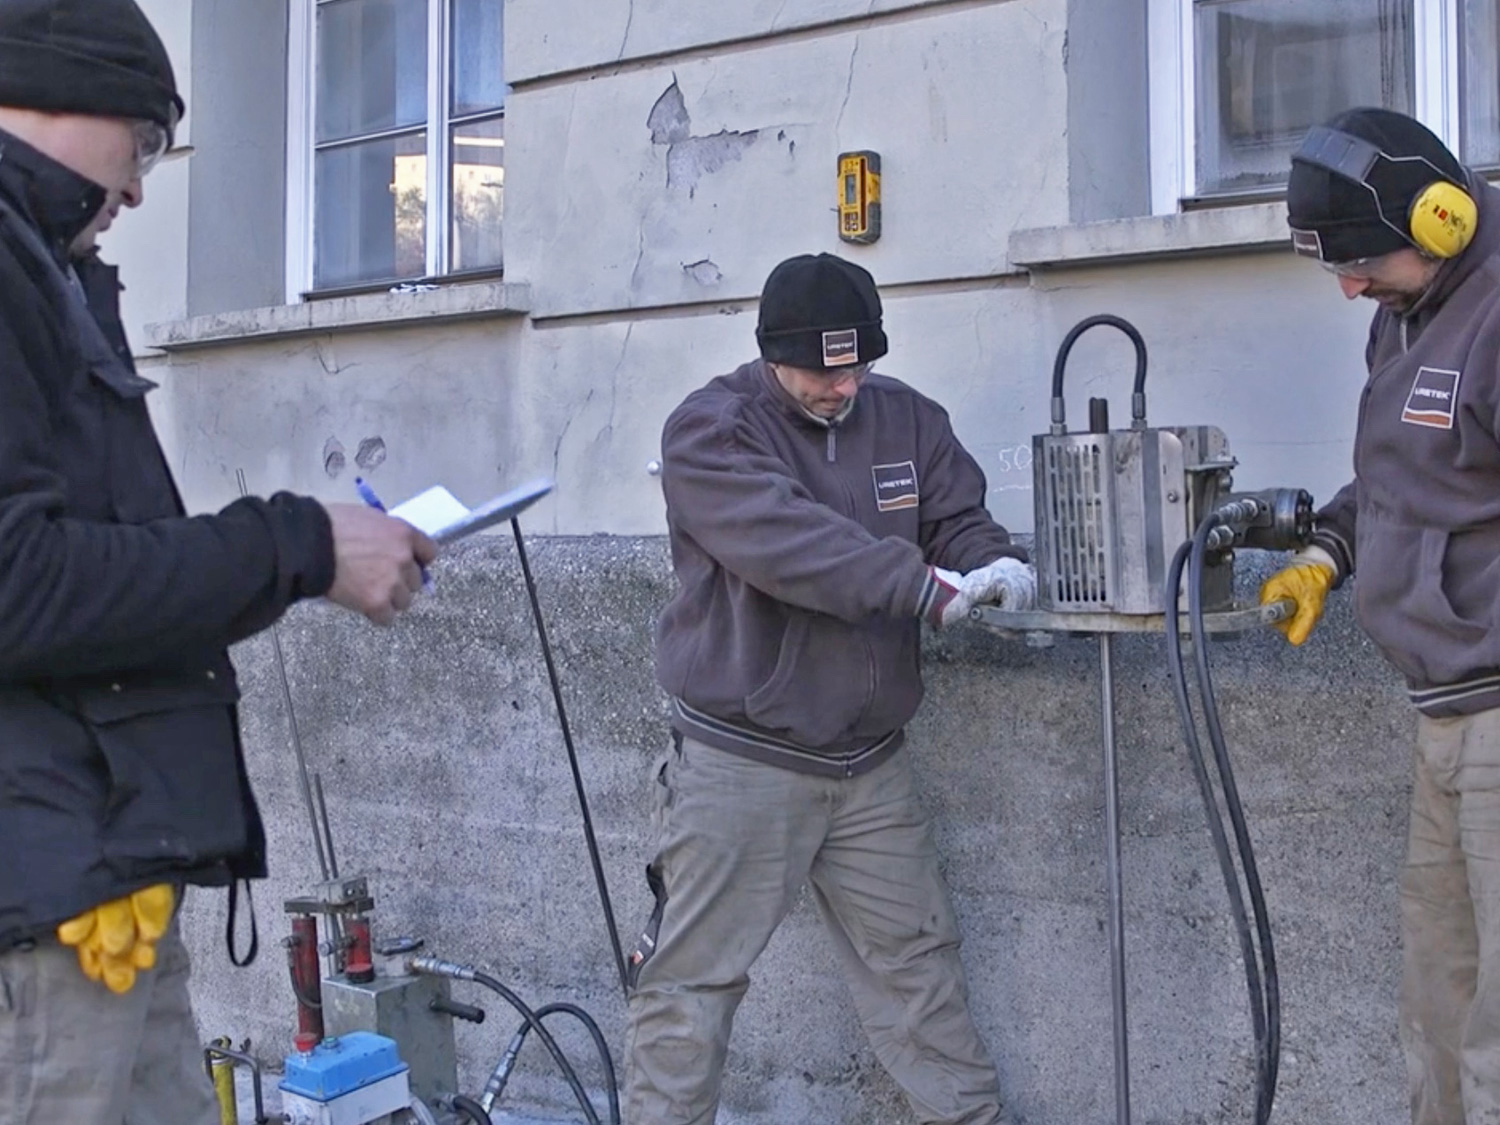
756,253,889,370
1287,107,1464,263
0,0,183,139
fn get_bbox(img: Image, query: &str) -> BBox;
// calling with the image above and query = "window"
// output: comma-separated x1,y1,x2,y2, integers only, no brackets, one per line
1149,0,1500,212
287,0,506,298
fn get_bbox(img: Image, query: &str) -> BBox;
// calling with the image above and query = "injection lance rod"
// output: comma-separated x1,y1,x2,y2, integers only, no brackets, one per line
1099,632,1132,1125
236,469,332,884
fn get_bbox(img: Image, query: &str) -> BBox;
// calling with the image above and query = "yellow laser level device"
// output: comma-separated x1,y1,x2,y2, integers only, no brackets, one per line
838,151,881,244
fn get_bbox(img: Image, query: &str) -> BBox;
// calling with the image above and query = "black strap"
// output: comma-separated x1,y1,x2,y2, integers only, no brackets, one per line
226,879,259,968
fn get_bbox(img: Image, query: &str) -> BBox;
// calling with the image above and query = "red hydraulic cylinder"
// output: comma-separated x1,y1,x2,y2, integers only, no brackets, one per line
344,916,375,984
287,915,324,1053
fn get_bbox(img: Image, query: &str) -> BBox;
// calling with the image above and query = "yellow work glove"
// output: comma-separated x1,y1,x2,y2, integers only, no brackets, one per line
1260,557,1336,646
56,884,174,994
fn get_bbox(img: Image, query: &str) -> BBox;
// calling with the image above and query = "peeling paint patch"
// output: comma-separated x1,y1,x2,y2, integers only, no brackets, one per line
648,77,758,197
355,437,387,471
683,259,723,286
323,437,346,478
647,80,691,145
666,131,758,196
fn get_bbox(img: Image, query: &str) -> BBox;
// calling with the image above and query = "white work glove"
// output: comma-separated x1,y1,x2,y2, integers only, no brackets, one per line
961,556,1037,612
928,567,975,628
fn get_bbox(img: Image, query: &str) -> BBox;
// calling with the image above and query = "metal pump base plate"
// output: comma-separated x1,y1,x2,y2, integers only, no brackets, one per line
971,599,1292,637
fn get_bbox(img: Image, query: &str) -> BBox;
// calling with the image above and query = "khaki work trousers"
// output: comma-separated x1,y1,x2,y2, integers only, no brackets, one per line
0,920,219,1125
622,734,1005,1125
1403,707,1500,1125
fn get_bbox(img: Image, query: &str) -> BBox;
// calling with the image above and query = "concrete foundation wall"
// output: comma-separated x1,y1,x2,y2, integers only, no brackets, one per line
180,539,1409,1124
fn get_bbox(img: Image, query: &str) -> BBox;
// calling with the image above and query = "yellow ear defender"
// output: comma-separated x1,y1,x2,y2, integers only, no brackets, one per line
1408,179,1477,258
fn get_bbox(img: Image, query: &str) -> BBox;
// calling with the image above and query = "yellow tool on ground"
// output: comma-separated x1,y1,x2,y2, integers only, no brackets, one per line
209,1036,240,1125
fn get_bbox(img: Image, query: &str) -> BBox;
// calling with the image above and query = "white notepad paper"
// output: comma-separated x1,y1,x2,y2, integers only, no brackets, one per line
389,478,554,544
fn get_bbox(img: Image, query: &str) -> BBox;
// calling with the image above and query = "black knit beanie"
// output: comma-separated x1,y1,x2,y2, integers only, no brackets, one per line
756,253,889,370
1287,107,1464,263
0,0,183,139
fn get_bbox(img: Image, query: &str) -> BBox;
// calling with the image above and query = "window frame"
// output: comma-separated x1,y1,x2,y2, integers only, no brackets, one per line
1147,0,1462,214
286,0,503,302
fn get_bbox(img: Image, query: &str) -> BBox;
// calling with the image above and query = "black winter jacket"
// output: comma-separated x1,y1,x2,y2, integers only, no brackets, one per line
0,133,335,949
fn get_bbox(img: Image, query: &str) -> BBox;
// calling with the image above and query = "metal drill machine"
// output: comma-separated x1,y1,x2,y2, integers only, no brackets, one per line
973,314,1313,1125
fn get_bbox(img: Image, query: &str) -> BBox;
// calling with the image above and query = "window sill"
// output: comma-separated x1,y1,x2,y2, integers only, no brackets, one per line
143,280,533,353
1008,202,1290,270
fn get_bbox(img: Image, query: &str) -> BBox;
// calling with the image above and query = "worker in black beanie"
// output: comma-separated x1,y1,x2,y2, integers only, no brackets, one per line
755,251,890,371
0,3,439,1122
622,252,1034,1124
1265,105,1500,1124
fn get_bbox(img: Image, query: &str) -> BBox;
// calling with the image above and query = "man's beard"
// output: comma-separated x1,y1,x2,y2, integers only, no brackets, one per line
1365,285,1423,313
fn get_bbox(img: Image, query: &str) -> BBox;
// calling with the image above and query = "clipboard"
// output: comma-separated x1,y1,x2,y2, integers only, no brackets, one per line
389,478,554,544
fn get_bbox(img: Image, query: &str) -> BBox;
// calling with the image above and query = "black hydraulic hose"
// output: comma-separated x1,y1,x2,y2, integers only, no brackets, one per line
510,518,631,999
1049,314,1149,428
1165,540,1269,1112
1187,517,1280,1121
485,1003,622,1125
450,1094,494,1125
532,1003,621,1125
471,969,604,1125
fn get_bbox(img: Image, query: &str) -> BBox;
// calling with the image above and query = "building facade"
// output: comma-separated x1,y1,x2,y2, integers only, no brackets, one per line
105,1,1470,1121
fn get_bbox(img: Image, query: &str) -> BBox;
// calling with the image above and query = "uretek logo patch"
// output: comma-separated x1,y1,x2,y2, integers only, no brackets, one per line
1290,228,1324,260
1401,366,1462,429
822,329,859,366
872,461,919,511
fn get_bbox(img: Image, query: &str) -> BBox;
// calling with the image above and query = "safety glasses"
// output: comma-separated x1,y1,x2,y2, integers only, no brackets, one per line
811,362,872,386
131,114,175,179
1319,253,1397,279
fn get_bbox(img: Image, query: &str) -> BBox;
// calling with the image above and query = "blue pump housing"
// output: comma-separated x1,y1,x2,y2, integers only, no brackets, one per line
280,1031,409,1102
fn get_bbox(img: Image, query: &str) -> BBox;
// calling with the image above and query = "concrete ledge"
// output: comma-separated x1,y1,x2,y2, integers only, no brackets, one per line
1009,203,1290,270
143,280,533,352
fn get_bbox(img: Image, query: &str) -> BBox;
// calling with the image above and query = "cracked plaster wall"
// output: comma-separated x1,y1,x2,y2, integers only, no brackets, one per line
507,0,967,83
503,1,1070,317
146,252,1370,540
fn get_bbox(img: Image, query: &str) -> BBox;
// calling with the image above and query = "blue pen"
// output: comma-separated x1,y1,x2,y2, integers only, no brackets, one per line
355,476,433,591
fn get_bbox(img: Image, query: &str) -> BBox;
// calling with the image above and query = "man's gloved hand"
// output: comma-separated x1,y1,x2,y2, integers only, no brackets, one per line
57,884,174,994
961,557,1037,612
1260,547,1337,646
929,567,975,628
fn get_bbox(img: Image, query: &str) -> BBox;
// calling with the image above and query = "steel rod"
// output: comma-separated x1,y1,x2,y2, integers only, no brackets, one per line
1099,632,1131,1125
313,772,340,881
236,469,331,884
